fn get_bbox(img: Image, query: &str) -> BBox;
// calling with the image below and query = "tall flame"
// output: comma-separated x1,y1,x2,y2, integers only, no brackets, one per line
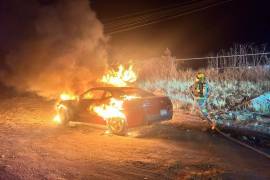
101,65,137,87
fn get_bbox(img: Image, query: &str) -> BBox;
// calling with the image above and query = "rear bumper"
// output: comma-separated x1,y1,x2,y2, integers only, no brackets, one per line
145,112,173,123
126,109,173,127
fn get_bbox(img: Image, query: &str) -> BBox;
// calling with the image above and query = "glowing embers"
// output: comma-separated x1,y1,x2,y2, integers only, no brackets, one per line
101,65,137,87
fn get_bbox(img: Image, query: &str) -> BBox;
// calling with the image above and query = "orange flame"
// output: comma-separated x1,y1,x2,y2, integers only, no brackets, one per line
53,92,77,124
53,104,67,124
101,65,137,87
92,95,140,121
59,92,78,101
53,114,62,124
93,98,126,120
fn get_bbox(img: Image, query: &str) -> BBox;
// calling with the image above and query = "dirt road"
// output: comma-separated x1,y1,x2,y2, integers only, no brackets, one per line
0,96,269,179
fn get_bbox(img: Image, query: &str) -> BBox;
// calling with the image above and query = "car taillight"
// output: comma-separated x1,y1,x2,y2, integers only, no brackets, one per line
143,101,151,107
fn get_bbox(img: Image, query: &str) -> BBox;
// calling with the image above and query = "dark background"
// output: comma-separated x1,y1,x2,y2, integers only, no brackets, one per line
91,0,270,61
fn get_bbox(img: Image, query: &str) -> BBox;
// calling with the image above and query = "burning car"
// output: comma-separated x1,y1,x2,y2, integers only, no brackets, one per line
54,86,173,135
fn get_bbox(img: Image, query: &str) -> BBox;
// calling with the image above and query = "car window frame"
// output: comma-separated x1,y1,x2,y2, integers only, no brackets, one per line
80,89,106,100
117,88,154,97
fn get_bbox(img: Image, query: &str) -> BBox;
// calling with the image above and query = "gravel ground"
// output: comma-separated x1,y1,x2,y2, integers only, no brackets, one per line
0,96,269,180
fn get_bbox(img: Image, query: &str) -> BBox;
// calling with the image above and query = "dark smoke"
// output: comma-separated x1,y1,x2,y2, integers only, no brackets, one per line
0,0,108,97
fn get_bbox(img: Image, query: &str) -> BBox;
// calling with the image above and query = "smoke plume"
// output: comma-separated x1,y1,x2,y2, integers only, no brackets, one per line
0,0,108,98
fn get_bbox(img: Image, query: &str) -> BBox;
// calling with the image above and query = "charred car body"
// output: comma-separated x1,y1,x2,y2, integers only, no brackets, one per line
56,87,173,135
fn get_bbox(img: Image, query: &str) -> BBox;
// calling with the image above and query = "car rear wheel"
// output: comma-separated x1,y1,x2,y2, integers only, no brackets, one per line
107,117,127,136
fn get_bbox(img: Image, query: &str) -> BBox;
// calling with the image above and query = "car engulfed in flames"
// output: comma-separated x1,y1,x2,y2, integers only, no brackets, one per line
53,65,173,135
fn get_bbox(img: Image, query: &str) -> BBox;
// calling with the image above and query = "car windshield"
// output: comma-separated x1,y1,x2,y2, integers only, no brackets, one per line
119,88,153,97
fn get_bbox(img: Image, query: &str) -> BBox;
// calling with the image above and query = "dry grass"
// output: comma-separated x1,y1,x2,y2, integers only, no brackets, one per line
136,48,270,112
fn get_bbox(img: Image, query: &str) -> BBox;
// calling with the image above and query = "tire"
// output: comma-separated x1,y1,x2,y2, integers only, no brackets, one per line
107,117,127,136
58,106,73,126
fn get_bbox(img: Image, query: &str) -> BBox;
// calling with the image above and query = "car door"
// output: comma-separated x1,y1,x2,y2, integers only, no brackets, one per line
77,89,106,124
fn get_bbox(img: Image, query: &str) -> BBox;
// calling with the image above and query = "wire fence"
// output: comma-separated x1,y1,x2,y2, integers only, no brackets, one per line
174,52,270,69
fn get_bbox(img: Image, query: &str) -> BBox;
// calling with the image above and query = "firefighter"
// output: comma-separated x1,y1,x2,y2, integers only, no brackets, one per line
190,72,209,116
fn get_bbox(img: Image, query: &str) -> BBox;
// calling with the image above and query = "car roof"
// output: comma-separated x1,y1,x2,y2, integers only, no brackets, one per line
88,86,139,91
80,86,155,98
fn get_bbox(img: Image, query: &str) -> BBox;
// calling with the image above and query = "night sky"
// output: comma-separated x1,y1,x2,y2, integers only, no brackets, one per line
91,0,270,60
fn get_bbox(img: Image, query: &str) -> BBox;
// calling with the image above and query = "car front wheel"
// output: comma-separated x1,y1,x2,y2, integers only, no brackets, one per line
58,106,73,126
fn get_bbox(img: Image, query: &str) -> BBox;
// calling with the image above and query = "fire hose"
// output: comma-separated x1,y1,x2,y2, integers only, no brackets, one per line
192,92,270,160
202,112,270,159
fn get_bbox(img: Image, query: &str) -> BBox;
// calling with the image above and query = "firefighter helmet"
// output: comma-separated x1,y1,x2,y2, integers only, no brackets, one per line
196,72,206,82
